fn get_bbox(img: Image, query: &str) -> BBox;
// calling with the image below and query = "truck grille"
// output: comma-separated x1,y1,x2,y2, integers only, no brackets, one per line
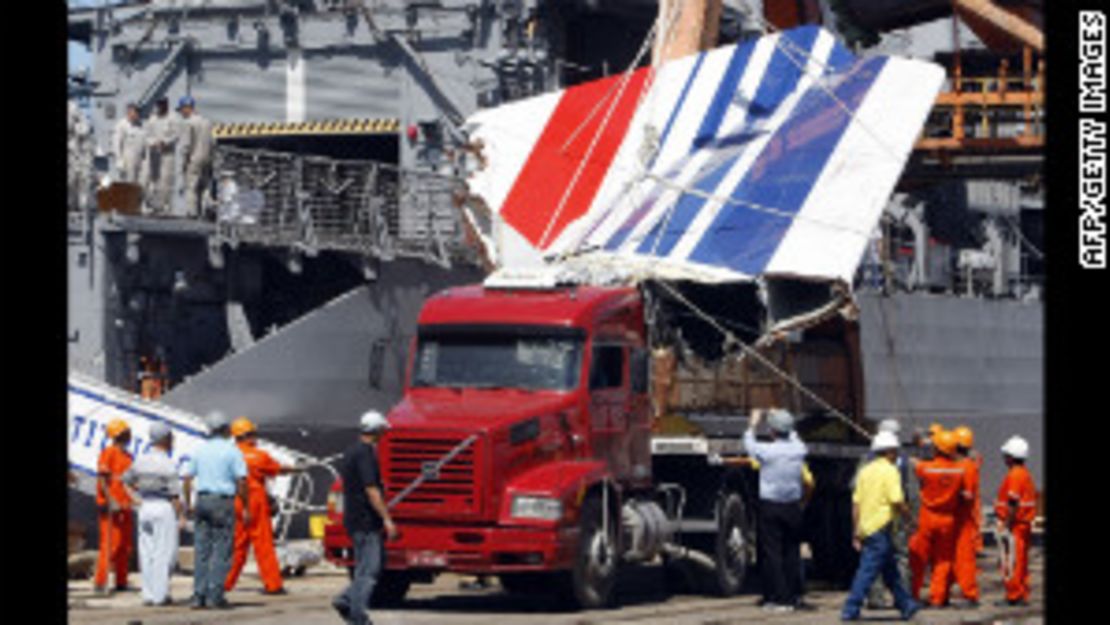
382,433,482,517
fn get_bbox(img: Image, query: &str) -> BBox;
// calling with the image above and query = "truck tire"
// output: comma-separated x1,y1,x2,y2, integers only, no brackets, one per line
562,495,618,609
710,493,752,596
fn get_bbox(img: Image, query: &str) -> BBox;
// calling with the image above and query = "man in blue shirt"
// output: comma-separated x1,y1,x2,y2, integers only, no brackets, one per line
744,408,809,613
183,411,248,609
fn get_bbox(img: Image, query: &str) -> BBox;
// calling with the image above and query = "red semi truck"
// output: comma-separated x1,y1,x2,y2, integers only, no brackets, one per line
323,280,869,608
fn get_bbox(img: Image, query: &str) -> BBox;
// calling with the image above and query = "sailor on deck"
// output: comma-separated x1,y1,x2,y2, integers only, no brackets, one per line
144,97,178,215
176,96,214,218
112,103,146,183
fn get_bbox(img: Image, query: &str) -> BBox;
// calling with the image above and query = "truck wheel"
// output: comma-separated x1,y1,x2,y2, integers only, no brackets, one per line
563,495,618,609
370,571,411,607
710,494,752,596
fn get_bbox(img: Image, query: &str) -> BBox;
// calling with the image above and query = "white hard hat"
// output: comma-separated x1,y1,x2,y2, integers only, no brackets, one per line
359,410,390,433
1000,436,1029,460
871,431,900,452
878,419,901,435
148,422,172,443
205,410,230,431
767,409,795,434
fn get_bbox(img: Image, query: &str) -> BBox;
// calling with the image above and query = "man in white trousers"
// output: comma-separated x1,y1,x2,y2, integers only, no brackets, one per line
123,422,186,606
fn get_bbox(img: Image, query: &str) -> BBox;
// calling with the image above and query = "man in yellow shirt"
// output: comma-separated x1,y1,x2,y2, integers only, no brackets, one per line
841,432,921,621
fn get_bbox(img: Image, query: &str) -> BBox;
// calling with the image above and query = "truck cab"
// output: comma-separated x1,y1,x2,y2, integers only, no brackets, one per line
326,283,666,607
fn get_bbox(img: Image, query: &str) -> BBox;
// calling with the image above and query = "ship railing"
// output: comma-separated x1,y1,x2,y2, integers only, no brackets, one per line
211,145,475,267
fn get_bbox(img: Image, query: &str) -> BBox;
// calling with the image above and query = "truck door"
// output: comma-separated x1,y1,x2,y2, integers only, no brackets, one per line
588,343,632,482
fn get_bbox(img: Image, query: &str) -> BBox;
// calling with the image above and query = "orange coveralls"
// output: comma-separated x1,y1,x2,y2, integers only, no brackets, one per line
995,464,1037,602
951,455,981,601
908,456,969,606
224,442,284,593
94,445,134,589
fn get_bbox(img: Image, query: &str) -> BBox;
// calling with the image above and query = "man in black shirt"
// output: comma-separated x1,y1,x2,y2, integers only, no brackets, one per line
331,411,397,625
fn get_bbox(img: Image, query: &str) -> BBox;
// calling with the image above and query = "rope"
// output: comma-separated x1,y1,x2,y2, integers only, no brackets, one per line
387,434,479,509
558,0,684,156
734,1,908,163
537,0,684,249
874,293,913,425
1003,214,1044,260
654,280,873,441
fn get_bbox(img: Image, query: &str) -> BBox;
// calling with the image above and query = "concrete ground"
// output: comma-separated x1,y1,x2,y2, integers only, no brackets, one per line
68,544,1043,625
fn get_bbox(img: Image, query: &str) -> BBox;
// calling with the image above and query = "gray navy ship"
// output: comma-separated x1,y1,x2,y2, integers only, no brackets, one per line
68,0,1043,539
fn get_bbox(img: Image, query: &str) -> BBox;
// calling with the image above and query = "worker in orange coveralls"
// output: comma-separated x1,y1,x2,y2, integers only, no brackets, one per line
949,426,981,605
224,417,303,595
908,429,971,607
993,436,1037,606
94,419,135,594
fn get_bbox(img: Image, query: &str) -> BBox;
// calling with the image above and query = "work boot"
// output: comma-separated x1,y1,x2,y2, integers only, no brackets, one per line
189,596,206,610
994,598,1029,607
331,596,350,619
209,598,232,610
92,585,110,596
900,601,921,621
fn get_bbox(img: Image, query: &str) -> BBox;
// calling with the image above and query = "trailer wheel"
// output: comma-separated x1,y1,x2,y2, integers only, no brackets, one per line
562,495,618,609
711,493,752,596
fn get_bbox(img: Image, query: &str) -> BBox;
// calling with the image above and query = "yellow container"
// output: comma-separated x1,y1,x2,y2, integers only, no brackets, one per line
309,514,328,539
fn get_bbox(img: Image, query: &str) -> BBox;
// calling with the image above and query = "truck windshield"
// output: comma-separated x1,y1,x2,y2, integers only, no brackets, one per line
411,326,584,391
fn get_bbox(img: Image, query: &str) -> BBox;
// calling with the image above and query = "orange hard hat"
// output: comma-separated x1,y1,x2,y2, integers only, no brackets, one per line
953,426,974,449
105,419,131,439
927,423,943,436
934,429,958,456
230,417,256,439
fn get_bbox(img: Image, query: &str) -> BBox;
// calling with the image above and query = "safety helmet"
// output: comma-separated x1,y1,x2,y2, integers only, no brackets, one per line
953,426,974,449
105,419,131,440
177,95,196,110
927,423,943,437
359,410,390,433
878,419,901,435
1001,436,1029,460
148,422,172,443
205,410,231,431
933,429,958,456
871,431,900,452
767,409,795,434
230,417,256,439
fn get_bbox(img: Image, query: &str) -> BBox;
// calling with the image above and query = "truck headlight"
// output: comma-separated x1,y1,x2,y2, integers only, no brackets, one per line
510,495,563,520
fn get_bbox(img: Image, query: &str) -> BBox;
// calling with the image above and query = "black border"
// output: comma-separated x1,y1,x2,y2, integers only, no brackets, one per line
48,2,1105,623
1045,2,1106,622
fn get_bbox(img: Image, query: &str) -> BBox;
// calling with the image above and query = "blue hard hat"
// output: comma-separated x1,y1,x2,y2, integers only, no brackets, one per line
177,95,196,110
